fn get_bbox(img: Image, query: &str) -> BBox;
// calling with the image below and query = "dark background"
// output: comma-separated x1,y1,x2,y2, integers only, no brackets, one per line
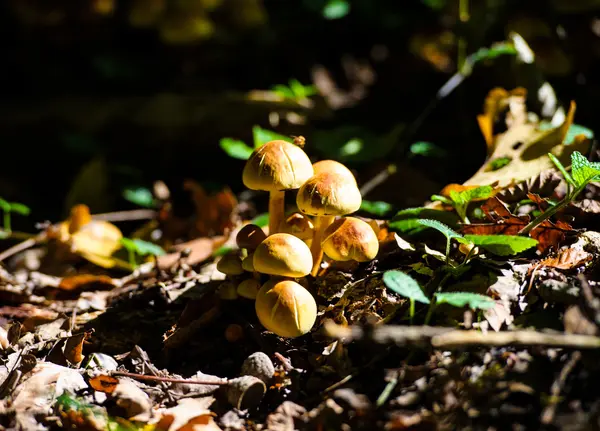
1,0,599,230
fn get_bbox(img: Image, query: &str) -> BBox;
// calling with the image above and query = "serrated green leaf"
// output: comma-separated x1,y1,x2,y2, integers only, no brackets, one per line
9,203,30,216
252,126,292,148
360,200,392,217
251,213,269,228
571,151,600,188
322,0,350,19
122,187,156,208
409,141,447,158
464,234,538,256
383,270,430,304
435,292,495,310
219,138,255,160
414,219,471,245
389,207,459,234
449,186,494,207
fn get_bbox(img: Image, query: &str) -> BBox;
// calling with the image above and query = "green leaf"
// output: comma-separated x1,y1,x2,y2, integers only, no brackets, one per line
219,138,255,160
435,292,495,310
339,139,363,157
322,0,350,19
570,151,600,188
251,213,269,228
122,187,156,208
0,198,10,212
271,84,295,99
409,141,447,158
469,42,517,65
449,186,494,208
389,207,459,234
488,157,511,171
360,200,393,217
464,234,538,256
414,219,470,245
120,238,165,256
288,79,316,98
539,122,594,145
383,270,430,304
9,203,30,216
252,126,292,148
212,245,233,257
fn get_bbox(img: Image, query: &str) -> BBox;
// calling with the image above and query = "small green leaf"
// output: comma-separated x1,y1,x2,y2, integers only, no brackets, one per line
464,234,538,256
219,138,255,160
0,198,10,212
252,126,292,148
9,203,30,216
409,141,447,158
251,213,269,228
120,238,165,256
322,0,350,19
571,151,600,188
271,84,295,99
414,219,470,245
122,187,156,208
389,207,459,234
488,157,511,171
449,186,494,208
288,79,316,98
383,270,430,304
360,200,393,217
339,139,363,157
435,292,495,310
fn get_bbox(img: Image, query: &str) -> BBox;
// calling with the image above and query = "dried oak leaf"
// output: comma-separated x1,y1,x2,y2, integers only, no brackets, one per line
497,170,562,203
534,248,592,271
64,330,93,364
155,397,218,431
58,274,115,292
184,180,238,237
461,197,572,253
89,375,119,394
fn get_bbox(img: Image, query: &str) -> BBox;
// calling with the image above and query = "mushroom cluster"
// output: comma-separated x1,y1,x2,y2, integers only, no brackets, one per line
216,137,380,338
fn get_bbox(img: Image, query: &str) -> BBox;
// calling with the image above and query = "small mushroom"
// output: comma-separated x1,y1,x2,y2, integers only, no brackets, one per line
237,278,261,300
241,352,275,385
255,279,317,338
217,252,245,276
278,212,314,244
243,139,313,236
236,224,267,250
241,253,255,272
253,233,312,278
312,160,357,185
226,376,266,410
297,172,362,276
218,281,239,300
321,217,379,263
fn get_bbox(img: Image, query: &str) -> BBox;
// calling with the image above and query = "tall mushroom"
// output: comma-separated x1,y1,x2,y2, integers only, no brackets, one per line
296,172,362,276
243,140,313,236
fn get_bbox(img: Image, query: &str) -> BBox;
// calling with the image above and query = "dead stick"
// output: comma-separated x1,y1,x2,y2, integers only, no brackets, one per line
111,371,228,386
92,209,157,223
324,321,600,349
540,351,581,424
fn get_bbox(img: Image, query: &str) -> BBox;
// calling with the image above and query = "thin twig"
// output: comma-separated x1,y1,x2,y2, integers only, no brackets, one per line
324,321,600,349
0,234,45,263
540,351,582,424
92,209,157,223
111,371,228,386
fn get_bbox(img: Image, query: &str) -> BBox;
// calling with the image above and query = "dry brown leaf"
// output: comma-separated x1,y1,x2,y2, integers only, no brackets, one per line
157,236,225,269
461,197,572,253
64,330,92,364
184,180,238,237
467,98,589,188
535,248,592,271
58,274,115,291
155,397,219,431
89,374,119,394
112,378,153,421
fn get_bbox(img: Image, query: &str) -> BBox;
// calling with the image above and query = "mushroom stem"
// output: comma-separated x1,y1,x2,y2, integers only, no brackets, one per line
310,215,335,277
268,190,285,236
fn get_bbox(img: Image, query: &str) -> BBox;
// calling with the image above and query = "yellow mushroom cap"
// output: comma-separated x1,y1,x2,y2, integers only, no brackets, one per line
217,252,245,275
242,252,255,272
237,278,261,299
312,160,357,185
253,233,312,277
236,224,267,250
255,279,317,338
321,217,379,262
242,140,314,192
278,212,314,241
296,172,362,217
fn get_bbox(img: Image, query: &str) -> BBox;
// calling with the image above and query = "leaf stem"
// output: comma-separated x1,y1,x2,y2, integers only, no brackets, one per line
518,192,577,235
3,211,10,233
409,299,415,326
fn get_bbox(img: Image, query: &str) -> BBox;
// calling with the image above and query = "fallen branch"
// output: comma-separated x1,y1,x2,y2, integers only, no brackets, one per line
323,320,600,349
